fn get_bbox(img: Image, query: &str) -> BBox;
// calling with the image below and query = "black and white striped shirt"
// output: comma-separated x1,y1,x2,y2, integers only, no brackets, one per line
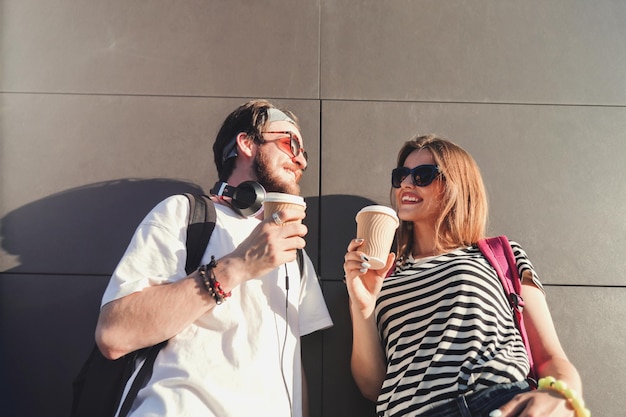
375,241,541,416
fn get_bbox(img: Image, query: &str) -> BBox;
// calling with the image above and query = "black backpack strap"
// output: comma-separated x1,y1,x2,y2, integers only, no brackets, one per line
118,341,167,417
296,248,304,278
118,194,216,416
184,194,217,274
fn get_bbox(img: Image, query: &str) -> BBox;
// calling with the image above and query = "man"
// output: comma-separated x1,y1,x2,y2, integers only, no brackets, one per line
96,100,333,417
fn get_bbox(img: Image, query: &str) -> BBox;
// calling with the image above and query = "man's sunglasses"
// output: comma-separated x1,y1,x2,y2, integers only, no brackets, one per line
260,131,308,162
391,164,441,188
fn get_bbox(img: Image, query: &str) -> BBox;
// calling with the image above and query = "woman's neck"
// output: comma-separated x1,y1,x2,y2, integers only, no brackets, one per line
411,223,439,258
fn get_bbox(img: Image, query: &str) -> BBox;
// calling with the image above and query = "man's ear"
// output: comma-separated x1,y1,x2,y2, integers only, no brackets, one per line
236,132,257,158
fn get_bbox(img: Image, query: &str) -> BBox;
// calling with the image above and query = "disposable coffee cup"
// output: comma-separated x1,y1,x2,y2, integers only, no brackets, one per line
263,192,306,224
355,205,399,270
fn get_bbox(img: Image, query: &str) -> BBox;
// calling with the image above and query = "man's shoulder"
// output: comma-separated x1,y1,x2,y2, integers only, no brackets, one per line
136,194,192,233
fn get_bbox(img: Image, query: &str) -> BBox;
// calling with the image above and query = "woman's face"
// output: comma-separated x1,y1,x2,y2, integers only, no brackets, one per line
394,148,445,225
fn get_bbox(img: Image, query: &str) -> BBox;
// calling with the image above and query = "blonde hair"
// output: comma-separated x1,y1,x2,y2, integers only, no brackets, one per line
392,134,488,261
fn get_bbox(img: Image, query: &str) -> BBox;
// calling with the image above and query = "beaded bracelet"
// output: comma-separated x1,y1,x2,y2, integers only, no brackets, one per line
538,376,590,417
198,256,231,305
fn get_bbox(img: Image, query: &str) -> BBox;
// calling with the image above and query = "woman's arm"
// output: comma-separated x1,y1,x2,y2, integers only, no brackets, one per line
494,274,584,416
344,239,394,401
522,278,582,392
349,299,387,401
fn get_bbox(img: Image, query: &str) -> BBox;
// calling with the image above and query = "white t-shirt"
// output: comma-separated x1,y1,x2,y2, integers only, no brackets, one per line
101,195,333,417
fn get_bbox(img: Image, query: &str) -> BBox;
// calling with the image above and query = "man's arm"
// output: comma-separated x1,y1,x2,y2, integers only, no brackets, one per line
96,271,214,359
96,207,307,359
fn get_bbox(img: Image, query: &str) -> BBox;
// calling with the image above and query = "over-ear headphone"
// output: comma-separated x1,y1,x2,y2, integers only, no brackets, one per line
209,181,266,217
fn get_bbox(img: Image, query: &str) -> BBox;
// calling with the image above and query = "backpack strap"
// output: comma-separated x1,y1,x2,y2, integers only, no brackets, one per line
296,248,304,278
184,194,217,275
478,236,525,312
118,341,166,417
477,236,537,382
119,194,216,417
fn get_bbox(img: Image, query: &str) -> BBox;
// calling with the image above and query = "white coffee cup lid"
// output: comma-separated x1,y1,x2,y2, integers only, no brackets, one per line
356,205,399,226
264,192,306,207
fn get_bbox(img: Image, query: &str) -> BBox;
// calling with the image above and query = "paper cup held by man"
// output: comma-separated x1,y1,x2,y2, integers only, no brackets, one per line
263,192,306,224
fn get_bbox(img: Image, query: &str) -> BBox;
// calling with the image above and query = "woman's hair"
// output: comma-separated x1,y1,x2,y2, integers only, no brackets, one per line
212,100,300,181
393,134,488,261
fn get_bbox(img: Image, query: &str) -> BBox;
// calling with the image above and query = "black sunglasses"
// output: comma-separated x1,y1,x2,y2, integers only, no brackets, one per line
391,164,441,188
260,131,308,162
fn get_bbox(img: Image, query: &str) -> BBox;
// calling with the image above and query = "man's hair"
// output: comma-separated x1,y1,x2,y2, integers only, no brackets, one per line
212,100,300,181
392,134,488,261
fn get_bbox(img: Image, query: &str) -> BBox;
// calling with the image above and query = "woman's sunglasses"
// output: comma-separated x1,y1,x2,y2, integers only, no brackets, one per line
391,164,441,188
260,131,308,162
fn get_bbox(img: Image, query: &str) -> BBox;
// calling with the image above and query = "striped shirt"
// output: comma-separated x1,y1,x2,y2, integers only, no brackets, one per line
375,241,542,416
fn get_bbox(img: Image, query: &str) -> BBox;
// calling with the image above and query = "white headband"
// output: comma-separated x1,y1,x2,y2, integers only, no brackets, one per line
267,108,296,124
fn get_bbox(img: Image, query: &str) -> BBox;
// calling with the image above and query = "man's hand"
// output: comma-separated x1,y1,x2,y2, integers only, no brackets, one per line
216,207,308,287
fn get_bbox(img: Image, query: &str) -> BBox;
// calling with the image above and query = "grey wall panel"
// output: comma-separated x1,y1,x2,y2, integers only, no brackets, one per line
321,0,626,105
0,94,321,274
321,280,375,417
1,0,320,98
0,93,226,212
0,273,110,417
321,100,626,287
544,286,626,417
302,281,331,417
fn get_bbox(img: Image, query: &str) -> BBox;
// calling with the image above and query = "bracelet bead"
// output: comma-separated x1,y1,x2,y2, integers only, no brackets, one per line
198,256,231,305
538,376,590,417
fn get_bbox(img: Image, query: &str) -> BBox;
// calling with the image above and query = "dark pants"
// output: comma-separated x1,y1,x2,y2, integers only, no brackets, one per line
421,380,532,417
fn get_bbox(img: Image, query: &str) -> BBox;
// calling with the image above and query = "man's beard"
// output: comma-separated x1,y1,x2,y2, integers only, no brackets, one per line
253,150,301,195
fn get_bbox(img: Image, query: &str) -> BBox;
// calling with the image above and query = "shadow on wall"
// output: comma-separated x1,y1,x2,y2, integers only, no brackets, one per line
0,181,378,417
315,194,386,417
1,178,205,274
0,179,203,417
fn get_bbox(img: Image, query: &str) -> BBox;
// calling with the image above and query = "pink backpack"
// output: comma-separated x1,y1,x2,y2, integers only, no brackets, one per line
478,236,538,382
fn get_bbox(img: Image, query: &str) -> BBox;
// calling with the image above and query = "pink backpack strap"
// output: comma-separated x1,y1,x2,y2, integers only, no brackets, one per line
478,236,537,382
478,236,524,311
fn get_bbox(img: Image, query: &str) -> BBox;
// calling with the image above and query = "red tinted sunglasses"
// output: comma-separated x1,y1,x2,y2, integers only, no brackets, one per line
260,131,308,162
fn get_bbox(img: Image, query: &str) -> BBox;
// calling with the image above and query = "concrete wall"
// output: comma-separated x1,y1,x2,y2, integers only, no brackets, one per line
1,1,624,416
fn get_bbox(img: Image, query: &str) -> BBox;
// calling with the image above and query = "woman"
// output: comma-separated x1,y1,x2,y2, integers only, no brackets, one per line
344,135,587,417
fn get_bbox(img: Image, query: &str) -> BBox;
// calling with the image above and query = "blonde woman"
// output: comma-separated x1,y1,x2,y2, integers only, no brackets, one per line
344,135,585,417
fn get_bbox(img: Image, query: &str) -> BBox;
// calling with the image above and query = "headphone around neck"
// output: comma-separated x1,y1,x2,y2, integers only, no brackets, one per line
209,181,266,217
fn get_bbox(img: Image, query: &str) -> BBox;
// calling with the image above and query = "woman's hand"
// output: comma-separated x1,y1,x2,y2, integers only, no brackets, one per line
343,238,395,318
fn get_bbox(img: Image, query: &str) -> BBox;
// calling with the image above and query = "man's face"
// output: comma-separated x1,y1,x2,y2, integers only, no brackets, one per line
253,120,307,195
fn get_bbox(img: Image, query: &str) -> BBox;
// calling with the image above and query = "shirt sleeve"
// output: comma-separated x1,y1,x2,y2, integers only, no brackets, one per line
297,251,333,336
510,240,546,296
101,195,190,307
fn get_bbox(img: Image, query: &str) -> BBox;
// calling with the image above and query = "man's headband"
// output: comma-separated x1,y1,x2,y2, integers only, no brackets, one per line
221,108,296,163
266,108,296,125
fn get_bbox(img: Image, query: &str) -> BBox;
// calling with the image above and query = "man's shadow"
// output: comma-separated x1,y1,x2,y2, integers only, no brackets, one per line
0,180,378,417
